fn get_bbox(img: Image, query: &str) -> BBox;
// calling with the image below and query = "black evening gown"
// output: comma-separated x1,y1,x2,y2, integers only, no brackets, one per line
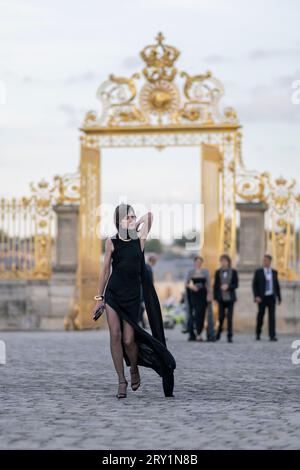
104,233,176,397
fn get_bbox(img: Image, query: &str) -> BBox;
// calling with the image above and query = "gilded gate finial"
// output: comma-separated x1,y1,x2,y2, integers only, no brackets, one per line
88,32,240,128
140,32,180,83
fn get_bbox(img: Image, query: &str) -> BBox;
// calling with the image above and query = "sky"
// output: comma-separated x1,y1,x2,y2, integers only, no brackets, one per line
1,0,300,239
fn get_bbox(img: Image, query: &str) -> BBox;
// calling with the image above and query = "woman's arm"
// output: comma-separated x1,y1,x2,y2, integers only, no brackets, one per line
185,269,192,288
205,268,213,301
205,268,211,291
92,238,113,315
97,237,113,296
186,270,199,292
136,212,153,251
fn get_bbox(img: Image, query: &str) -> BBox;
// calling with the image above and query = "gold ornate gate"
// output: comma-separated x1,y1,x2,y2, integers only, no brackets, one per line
76,136,102,329
236,165,300,279
77,32,241,328
2,33,298,329
0,173,80,280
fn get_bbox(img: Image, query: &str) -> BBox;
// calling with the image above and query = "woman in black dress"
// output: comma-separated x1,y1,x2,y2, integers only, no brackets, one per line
92,203,176,399
185,256,212,341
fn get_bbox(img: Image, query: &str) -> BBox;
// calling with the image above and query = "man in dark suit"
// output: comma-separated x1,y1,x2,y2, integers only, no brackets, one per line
252,254,281,341
213,254,239,343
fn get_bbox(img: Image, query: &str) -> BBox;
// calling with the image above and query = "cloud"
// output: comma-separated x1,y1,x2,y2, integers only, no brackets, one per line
122,56,142,70
57,104,84,127
21,76,45,84
64,72,100,85
248,48,300,60
203,54,234,64
275,70,300,89
1,69,101,86
238,85,300,122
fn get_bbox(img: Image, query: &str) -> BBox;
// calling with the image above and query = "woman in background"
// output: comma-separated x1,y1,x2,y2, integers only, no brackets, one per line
185,256,212,341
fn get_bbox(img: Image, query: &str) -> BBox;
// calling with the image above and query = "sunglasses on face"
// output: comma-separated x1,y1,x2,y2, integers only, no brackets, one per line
126,214,136,220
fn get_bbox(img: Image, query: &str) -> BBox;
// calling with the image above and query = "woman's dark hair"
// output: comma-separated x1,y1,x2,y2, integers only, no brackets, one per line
220,253,231,267
114,203,135,234
194,255,204,263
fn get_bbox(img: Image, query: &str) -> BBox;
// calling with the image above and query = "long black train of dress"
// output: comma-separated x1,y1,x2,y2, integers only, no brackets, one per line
104,233,176,397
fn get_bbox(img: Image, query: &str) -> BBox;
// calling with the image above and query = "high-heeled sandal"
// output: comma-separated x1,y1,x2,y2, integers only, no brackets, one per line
130,366,141,391
116,379,128,399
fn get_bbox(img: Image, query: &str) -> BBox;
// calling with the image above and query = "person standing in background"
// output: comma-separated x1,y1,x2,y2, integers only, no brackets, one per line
146,255,156,283
252,254,281,341
185,256,212,342
213,254,239,343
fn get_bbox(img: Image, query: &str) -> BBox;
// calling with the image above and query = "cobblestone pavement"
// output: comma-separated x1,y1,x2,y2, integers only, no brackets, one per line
0,327,299,450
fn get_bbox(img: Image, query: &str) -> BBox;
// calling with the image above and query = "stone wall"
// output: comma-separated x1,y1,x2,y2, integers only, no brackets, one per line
0,273,76,330
1,271,300,333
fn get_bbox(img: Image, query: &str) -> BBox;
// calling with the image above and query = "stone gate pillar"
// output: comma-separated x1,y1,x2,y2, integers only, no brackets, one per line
47,204,79,329
53,204,79,272
236,201,268,271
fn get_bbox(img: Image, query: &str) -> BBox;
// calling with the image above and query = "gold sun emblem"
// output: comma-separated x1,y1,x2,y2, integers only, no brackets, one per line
139,81,180,121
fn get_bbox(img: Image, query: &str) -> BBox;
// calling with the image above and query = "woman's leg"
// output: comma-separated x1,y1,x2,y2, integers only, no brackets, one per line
194,302,202,336
105,303,126,382
198,301,207,336
226,302,234,341
187,303,196,340
122,320,138,369
123,320,141,390
195,292,207,336
216,302,225,339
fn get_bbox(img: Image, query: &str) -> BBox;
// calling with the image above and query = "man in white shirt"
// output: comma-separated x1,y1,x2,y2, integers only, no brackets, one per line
252,254,282,341
264,265,273,296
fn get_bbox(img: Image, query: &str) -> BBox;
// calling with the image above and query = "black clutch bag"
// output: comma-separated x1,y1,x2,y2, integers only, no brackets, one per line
93,304,106,321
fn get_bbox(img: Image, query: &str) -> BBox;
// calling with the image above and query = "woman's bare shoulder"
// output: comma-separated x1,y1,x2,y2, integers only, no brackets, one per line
105,236,114,253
